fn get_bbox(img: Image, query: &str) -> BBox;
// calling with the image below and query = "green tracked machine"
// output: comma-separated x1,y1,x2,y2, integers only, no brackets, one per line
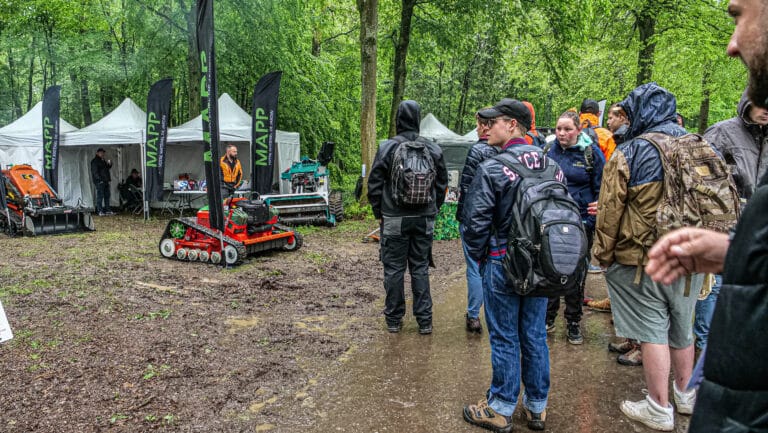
262,141,343,226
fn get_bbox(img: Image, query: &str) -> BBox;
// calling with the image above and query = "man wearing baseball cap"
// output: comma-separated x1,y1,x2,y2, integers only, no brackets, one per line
462,98,564,432
90,148,113,216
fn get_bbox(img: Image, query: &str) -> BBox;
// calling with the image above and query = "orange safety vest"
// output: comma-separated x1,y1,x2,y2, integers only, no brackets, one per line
219,156,243,185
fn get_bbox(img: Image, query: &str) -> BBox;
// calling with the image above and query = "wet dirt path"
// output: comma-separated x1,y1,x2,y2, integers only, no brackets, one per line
308,271,691,433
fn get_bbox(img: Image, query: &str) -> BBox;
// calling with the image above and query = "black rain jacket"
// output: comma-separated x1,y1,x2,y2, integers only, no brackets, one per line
368,100,448,219
456,138,498,222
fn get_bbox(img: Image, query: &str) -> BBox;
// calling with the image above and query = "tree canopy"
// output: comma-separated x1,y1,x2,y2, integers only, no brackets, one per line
0,0,745,190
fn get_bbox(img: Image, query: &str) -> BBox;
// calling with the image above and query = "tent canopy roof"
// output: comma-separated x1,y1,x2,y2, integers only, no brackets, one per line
0,102,78,147
62,97,146,146
168,93,299,145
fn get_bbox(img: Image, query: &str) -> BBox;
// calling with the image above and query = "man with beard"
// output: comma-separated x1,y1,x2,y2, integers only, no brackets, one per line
645,0,768,430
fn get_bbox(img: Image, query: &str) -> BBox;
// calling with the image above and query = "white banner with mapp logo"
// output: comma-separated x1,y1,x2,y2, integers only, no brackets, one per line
0,300,13,343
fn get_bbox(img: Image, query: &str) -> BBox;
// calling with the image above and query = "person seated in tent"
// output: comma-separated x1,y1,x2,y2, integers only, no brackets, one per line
118,168,143,212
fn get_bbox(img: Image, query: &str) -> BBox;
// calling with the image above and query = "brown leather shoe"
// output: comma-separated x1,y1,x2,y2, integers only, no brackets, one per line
463,398,513,433
608,338,634,354
466,314,483,334
524,407,547,431
618,345,643,366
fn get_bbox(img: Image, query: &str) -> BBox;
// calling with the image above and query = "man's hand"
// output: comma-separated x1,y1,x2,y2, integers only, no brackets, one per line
587,201,598,216
645,228,729,285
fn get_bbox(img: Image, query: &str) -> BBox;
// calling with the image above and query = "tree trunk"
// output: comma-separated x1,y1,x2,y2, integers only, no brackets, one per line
80,79,92,125
26,48,35,112
635,9,656,86
698,67,711,134
357,0,378,204
7,48,22,119
178,0,201,118
454,63,473,132
387,0,416,138
69,71,83,126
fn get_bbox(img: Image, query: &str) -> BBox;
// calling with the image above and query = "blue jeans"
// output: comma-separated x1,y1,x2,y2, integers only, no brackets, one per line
95,181,111,214
694,274,722,349
483,259,550,417
461,224,483,319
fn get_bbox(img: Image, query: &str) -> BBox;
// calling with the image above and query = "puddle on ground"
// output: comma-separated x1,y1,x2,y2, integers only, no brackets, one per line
308,272,691,433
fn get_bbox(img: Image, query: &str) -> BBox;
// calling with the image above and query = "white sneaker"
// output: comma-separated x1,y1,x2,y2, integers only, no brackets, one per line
673,382,696,415
620,394,674,431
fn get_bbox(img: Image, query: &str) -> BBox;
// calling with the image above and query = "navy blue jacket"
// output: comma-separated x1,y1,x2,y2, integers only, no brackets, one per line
456,138,498,222
462,139,565,263
546,139,605,230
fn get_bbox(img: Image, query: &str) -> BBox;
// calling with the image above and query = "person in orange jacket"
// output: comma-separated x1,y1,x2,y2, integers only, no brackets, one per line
580,99,616,161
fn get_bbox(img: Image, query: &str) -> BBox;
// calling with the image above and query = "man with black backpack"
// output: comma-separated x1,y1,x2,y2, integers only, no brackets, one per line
368,99,448,335
462,98,586,433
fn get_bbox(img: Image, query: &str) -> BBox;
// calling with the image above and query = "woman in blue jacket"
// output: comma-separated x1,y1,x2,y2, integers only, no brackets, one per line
544,110,605,344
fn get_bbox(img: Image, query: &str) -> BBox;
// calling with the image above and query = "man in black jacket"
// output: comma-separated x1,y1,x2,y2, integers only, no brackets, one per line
368,100,448,334
646,0,768,430
90,148,113,216
457,112,497,334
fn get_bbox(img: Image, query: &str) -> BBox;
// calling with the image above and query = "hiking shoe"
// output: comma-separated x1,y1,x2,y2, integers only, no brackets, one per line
463,398,513,433
466,314,482,334
98,212,106,216
618,345,643,366
386,321,402,333
567,322,583,345
546,321,556,334
588,264,604,273
620,394,674,431
105,211,115,216
524,407,547,431
608,339,634,354
587,297,611,312
418,324,433,335
673,382,696,415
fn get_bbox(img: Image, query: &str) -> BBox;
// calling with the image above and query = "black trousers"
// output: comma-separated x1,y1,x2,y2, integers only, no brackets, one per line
546,228,594,324
380,216,434,327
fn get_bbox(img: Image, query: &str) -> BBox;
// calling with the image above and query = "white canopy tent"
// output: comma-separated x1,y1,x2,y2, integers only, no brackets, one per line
58,97,147,207
0,101,79,173
419,113,475,175
167,93,300,194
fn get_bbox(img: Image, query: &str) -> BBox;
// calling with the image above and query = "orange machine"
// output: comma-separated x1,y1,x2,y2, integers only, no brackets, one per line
158,196,301,265
0,164,94,236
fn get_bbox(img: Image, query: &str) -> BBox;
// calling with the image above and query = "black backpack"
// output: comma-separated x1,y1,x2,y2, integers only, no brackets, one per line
390,136,437,207
494,148,588,297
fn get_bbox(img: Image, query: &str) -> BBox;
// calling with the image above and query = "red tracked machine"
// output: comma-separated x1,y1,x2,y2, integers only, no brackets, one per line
158,197,302,266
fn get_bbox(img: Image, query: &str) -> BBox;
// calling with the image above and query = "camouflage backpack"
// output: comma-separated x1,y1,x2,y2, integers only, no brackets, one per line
640,132,740,236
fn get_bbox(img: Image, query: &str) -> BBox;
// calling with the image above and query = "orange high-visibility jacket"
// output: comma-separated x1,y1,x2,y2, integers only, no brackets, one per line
219,156,243,186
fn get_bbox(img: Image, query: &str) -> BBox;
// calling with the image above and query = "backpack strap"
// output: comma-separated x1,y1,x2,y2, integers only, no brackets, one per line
583,144,594,173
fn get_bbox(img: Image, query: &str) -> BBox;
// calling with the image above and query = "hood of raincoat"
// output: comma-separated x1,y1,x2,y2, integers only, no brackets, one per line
395,100,421,136
621,82,679,140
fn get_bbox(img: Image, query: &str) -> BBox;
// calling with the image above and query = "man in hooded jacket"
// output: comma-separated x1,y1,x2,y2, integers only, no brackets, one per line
594,83,702,431
693,90,768,359
368,100,448,334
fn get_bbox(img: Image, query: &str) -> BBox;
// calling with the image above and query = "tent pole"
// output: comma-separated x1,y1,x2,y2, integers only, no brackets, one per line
141,133,149,221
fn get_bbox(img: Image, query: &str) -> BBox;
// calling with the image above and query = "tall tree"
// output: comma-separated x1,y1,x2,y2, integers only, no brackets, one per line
357,0,377,202
387,0,416,138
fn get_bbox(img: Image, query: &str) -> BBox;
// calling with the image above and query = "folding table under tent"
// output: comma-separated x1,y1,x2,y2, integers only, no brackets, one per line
59,97,147,209
167,93,300,195
0,101,79,173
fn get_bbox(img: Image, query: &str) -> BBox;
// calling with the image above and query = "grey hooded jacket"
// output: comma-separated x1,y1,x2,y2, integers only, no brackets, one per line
704,92,768,200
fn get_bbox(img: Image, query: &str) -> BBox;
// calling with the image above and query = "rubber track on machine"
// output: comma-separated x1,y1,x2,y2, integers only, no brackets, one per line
169,217,247,264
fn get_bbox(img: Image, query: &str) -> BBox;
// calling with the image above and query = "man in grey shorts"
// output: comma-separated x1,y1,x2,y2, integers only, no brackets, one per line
594,82,701,431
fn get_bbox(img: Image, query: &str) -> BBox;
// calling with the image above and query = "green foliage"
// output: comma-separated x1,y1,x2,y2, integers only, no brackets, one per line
0,0,747,179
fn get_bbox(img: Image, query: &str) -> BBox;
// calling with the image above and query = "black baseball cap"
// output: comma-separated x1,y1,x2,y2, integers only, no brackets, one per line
477,98,532,131
96,148,106,153
580,99,600,114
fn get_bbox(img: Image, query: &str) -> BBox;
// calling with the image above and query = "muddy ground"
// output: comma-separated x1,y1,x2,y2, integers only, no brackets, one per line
0,214,466,432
